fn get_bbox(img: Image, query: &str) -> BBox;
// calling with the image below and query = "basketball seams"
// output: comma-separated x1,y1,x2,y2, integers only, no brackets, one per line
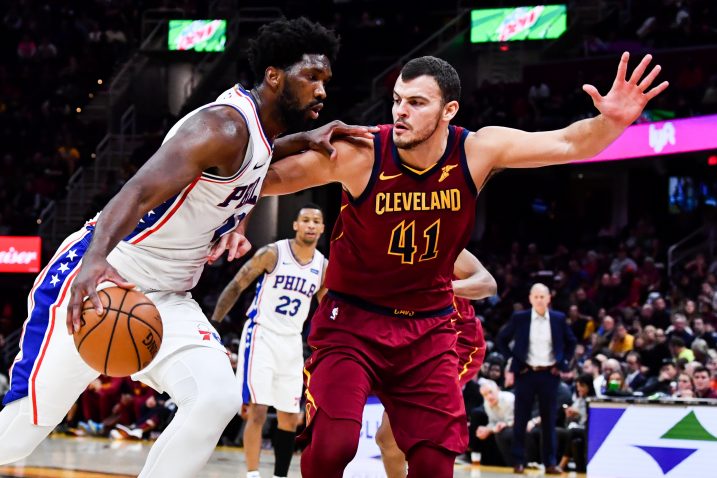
126,312,142,372
76,289,113,352
75,288,162,377
103,289,129,375
126,303,163,340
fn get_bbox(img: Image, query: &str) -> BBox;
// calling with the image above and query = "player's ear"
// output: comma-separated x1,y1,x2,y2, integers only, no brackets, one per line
443,100,459,122
293,221,298,231
265,66,283,91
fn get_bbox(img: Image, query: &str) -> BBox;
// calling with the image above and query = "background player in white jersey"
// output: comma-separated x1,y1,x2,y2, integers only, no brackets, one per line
0,18,375,477
212,204,328,478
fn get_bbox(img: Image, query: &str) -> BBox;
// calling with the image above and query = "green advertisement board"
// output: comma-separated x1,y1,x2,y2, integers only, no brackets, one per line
470,5,567,43
168,20,226,52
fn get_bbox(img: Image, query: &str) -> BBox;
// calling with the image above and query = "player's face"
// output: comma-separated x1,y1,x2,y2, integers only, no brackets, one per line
293,208,325,246
391,75,454,149
279,54,332,131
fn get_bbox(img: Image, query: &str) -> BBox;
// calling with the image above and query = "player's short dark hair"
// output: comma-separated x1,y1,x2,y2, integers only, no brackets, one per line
400,56,461,104
248,17,340,82
295,203,323,219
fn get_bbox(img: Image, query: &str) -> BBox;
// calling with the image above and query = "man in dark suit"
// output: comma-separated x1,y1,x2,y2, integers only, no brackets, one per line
497,283,577,474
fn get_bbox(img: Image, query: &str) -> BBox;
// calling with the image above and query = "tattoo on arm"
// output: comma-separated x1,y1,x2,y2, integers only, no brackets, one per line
211,245,277,322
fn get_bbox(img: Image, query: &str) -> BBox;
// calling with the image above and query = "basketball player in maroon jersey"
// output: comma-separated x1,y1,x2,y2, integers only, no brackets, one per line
262,53,667,477
376,249,493,478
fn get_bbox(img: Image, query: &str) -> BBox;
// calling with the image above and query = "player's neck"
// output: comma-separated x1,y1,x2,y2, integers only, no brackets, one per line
289,238,315,263
250,85,285,140
395,126,449,170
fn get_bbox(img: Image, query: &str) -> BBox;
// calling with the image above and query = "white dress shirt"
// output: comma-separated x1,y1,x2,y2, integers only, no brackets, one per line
526,308,555,367
485,391,515,427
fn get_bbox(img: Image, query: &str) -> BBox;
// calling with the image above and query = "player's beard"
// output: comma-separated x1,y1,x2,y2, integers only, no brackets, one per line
278,84,317,132
394,114,441,150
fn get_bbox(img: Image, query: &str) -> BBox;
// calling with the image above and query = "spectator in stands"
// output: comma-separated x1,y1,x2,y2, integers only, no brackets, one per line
557,374,594,472
692,317,716,349
609,322,635,356
641,359,678,397
625,351,647,390
670,337,695,362
667,314,694,346
472,380,515,466
673,372,695,398
693,366,717,399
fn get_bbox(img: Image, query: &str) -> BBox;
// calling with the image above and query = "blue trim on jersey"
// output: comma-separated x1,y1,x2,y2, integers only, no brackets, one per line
366,395,382,405
3,230,93,406
211,212,247,242
122,192,181,242
241,319,257,404
246,274,265,320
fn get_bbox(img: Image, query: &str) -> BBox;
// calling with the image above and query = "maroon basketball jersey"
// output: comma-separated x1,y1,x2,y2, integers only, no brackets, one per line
325,124,478,313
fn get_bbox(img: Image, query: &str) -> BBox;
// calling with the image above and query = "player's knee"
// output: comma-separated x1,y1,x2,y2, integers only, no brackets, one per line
195,384,242,423
248,404,269,424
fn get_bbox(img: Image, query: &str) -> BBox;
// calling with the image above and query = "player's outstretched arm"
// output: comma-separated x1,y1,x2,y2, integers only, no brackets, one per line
452,249,497,300
473,52,669,169
67,107,249,334
261,137,373,197
211,244,278,322
272,120,378,161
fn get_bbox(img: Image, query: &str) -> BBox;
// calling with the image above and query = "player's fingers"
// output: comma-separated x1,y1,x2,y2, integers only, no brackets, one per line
645,80,670,100
88,289,104,317
67,296,80,335
614,51,629,85
106,266,135,289
582,84,601,103
628,54,652,85
334,125,379,138
227,233,241,261
208,235,228,262
638,65,662,91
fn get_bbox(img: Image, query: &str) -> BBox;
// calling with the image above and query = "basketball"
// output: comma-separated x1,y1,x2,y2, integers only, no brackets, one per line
73,287,163,377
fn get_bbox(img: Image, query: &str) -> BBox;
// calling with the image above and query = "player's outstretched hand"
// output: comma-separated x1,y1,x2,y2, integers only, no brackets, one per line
207,231,251,265
307,120,379,160
582,52,669,127
66,257,135,335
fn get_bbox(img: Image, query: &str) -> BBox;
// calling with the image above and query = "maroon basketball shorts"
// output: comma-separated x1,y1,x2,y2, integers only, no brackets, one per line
453,316,486,386
301,294,468,455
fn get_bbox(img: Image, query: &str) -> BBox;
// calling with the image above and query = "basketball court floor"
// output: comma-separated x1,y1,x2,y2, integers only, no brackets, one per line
0,435,586,477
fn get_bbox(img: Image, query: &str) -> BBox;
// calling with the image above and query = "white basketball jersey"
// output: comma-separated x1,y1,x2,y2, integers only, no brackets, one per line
247,240,324,336
97,85,273,292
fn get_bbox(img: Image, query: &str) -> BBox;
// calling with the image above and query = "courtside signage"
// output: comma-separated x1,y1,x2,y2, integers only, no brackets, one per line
587,402,716,477
168,20,226,52
0,236,41,273
470,5,567,43
576,114,717,163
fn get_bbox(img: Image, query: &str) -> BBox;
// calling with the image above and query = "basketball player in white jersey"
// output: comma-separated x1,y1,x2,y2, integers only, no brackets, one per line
211,204,327,478
0,18,375,477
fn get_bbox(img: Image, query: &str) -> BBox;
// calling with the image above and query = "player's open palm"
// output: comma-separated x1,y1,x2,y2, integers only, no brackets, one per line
66,257,134,335
582,52,669,127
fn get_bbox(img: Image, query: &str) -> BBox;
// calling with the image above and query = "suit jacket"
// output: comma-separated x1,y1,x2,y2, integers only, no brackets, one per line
497,309,577,373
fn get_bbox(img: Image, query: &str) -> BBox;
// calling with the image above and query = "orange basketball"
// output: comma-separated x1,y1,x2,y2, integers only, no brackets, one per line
73,287,163,377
